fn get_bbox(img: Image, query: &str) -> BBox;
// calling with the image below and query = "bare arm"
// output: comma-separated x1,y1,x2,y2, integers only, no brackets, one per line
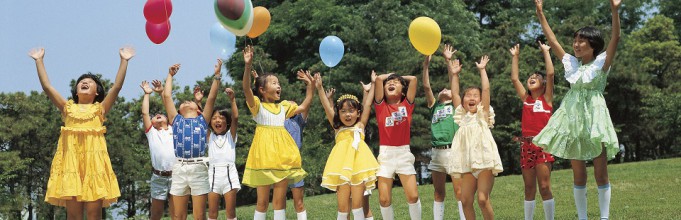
293,70,315,115
359,71,377,127
540,41,555,105
374,72,389,103
163,64,180,121
404,75,418,104
535,0,566,59
603,0,621,71
140,81,153,129
448,59,463,107
314,73,335,126
476,55,491,113
193,85,204,110
422,55,436,108
242,46,256,109
225,88,238,140
509,44,527,100
202,59,223,120
29,48,67,111
102,47,135,115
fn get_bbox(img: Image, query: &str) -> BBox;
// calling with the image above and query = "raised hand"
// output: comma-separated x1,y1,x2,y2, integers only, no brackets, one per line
449,59,463,75
151,80,163,93
534,0,544,13
443,44,457,60
120,47,136,61
140,81,153,94
28,48,45,60
193,85,204,102
214,59,223,76
251,70,258,78
538,41,551,52
423,55,431,68
296,70,313,85
476,55,490,70
169,64,180,76
243,45,254,65
326,88,335,100
360,81,371,92
314,73,323,89
225,88,235,100
611,0,621,9
371,70,377,83
509,44,520,57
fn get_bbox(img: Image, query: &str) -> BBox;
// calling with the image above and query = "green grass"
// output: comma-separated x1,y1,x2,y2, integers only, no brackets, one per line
171,158,681,219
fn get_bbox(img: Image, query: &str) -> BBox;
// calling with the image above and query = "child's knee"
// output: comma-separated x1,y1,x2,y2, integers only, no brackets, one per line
378,196,392,207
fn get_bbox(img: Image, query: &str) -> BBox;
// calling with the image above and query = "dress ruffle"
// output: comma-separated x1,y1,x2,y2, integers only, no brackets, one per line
321,127,379,191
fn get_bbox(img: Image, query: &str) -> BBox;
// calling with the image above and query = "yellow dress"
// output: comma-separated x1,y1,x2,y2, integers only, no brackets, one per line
45,100,120,207
321,125,379,191
242,96,307,187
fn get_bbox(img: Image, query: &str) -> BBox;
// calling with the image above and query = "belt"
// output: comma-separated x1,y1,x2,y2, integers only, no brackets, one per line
152,169,172,177
176,158,207,164
513,136,535,143
433,144,451,149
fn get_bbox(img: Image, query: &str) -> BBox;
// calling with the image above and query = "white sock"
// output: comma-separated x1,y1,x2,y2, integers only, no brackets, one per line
297,210,307,220
337,212,349,220
254,210,266,220
228,218,237,220
573,185,588,220
352,208,365,220
543,198,555,220
380,205,394,220
274,209,286,220
598,183,611,220
433,201,444,220
458,201,466,220
408,199,422,220
365,217,374,220
208,218,217,220
524,200,536,220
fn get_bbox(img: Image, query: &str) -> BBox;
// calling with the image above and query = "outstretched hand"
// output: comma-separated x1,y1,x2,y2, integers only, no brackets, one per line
538,41,551,52
120,47,136,61
610,0,621,9
296,70,313,85
251,70,258,78
140,81,153,94
509,44,520,56
193,85,204,102
314,73,323,89
423,55,431,68
443,44,457,60
476,55,490,70
326,87,335,100
151,80,163,93
360,81,371,92
214,59,223,76
169,64,180,76
371,70,377,83
534,0,544,13
243,45,254,65
449,59,462,75
28,48,45,60
225,88,235,100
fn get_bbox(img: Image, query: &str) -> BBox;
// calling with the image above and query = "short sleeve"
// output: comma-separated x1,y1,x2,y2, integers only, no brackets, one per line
453,105,465,125
475,105,495,128
562,53,580,84
247,96,261,116
591,52,609,73
282,100,299,118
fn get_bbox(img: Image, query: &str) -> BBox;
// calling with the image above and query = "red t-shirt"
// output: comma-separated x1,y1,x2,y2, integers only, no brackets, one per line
521,95,552,136
375,98,414,146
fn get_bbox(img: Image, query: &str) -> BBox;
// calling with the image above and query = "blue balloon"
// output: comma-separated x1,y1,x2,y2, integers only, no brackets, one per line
319,36,344,67
210,22,237,60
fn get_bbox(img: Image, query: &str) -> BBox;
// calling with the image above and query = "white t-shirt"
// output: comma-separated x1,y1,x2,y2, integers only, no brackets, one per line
208,131,237,166
146,126,176,171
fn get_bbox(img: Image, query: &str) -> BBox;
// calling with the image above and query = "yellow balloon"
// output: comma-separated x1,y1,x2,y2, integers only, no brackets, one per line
247,6,271,38
408,17,441,55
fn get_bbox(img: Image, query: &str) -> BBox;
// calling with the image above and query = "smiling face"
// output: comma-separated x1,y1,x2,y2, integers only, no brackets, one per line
211,113,228,135
151,113,168,129
526,73,545,92
462,88,481,113
259,75,281,102
71,73,105,104
437,88,452,103
572,36,595,59
338,101,360,127
383,75,406,103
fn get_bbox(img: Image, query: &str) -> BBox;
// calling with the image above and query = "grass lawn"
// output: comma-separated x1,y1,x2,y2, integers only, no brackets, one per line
171,158,680,219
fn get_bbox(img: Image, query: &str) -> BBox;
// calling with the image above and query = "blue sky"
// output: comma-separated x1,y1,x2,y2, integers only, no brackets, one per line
0,1,234,100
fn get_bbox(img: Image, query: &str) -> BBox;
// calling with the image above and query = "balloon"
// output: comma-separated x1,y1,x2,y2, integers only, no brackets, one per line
247,7,271,38
216,0,244,20
408,17,441,55
210,23,237,59
144,0,173,24
146,21,171,44
319,36,344,67
214,0,252,31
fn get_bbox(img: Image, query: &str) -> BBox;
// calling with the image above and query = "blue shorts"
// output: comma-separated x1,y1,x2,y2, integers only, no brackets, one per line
290,179,304,188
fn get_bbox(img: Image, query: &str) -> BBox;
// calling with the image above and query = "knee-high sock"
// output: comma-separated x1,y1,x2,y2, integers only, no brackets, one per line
543,198,555,220
337,212,349,220
352,208,365,220
573,185,588,220
598,183,611,220
408,199,422,220
380,205,394,220
433,201,444,220
297,210,307,220
254,210,266,220
524,200,536,220
274,209,286,220
458,201,466,220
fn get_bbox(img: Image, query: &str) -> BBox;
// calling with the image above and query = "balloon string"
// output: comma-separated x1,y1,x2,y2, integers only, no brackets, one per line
247,37,265,76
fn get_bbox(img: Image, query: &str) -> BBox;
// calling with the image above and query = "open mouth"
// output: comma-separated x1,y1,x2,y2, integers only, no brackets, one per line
388,86,396,92
80,84,90,90
468,102,476,108
214,123,223,129
529,80,537,85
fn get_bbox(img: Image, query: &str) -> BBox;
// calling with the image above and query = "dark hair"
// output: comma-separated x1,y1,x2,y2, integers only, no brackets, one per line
333,98,362,129
210,109,232,134
527,71,546,96
71,73,105,104
384,74,408,96
574,26,605,57
252,73,277,100
462,86,482,97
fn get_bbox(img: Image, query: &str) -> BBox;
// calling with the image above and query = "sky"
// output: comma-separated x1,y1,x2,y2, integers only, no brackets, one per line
0,1,234,100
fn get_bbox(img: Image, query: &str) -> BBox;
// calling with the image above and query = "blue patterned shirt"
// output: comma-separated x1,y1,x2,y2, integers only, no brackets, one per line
172,114,208,158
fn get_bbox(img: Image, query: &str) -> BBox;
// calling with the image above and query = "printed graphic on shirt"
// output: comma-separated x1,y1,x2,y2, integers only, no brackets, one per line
432,105,454,124
385,106,409,127
524,100,551,113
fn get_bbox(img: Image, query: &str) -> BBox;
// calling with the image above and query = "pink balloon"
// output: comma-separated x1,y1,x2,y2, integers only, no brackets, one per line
217,0,244,20
146,21,171,44
144,0,173,24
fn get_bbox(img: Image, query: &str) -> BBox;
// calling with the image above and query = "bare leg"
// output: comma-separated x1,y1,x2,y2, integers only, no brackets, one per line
398,174,420,203
65,199,84,220
377,177,394,207
272,179,289,210
208,192,221,219
476,171,495,220
255,186,271,212
224,189,238,219
337,184,352,213
521,168,538,201
191,194,207,220
460,173,478,220
431,171,447,202
535,163,553,200
173,195,189,220
85,200,103,220
292,186,306,213
451,177,463,201
151,198,166,220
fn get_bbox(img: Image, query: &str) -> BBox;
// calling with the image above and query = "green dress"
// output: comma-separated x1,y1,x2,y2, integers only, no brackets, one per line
533,53,619,160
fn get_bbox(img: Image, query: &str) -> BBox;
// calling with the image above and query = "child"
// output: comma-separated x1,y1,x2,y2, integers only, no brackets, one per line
448,55,503,220
162,60,221,220
509,43,556,220
31,47,134,219
533,0,621,219
315,72,380,220
373,70,420,220
241,45,315,220
422,45,465,220
141,80,176,220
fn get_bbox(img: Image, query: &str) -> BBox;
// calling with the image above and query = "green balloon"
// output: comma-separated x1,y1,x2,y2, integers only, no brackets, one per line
214,0,252,30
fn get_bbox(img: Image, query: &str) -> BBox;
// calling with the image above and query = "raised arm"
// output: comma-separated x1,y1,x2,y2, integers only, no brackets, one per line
314,73,335,126
535,0,566,59
193,85,204,110
163,64,180,121
422,55,436,108
603,0,621,71
202,59,223,120
140,81,154,129
29,48,67,111
242,46,256,108
404,75,418,104
225,88,239,140
476,55,491,113
540,41,555,105
374,72,389,103
293,70,315,115
102,47,135,115
359,71,377,126
448,57,463,107
509,44,527,100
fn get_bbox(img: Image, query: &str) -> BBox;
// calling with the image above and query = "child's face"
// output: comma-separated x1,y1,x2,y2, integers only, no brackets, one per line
76,78,98,98
260,75,281,102
179,101,199,117
437,88,452,102
339,102,360,127
384,78,404,100
572,36,594,58
211,114,228,134
463,89,481,113
151,114,168,129
526,74,545,92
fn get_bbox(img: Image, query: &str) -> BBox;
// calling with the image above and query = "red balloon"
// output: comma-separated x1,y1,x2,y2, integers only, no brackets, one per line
146,21,171,44
217,0,244,20
144,0,173,24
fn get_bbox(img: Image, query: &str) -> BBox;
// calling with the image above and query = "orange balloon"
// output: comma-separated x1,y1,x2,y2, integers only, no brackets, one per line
247,6,271,38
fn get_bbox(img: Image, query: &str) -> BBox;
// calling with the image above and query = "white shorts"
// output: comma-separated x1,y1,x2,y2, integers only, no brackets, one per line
170,160,210,196
208,163,241,194
376,145,417,178
428,148,452,173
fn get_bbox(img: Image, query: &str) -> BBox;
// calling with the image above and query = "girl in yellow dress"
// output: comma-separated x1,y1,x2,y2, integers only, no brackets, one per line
240,45,315,220
314,72,380,220
29,47,134,219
